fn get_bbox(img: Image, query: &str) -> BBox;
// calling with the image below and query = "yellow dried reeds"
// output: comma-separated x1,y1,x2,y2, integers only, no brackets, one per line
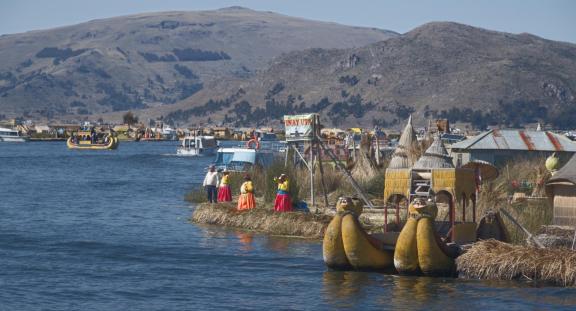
190,203,332,239
457,239,576,286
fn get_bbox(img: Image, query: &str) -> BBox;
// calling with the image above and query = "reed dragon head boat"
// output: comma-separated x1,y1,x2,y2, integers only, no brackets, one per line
67,127,118,150
322,119,507,275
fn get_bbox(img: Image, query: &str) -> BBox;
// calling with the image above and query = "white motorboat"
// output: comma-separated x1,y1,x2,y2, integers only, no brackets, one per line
177,135,218,156
0,127,28,142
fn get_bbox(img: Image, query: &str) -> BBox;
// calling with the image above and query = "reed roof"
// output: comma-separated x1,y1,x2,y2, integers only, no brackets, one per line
413,135,454,169
547,154,576,186
389,115,418,169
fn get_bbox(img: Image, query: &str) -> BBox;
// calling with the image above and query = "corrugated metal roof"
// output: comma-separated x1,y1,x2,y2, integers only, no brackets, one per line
450,130,576,152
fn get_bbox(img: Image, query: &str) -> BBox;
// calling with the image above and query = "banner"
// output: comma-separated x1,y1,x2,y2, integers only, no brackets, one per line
284,114,318,141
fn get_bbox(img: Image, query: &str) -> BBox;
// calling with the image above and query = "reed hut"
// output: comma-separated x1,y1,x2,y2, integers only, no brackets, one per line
546,154,576,226
388,115,418,169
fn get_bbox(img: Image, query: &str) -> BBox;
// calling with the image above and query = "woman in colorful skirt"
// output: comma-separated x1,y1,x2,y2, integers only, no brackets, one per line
237,174,256,211
273,174,292,212
217,170,232,202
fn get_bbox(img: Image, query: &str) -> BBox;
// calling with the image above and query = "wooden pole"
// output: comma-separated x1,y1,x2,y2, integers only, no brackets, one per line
375,134,381,167
310,142,315,208
316,140,330,208
462,196,466,222
450,197,455,242
499,208,545,248
472,195,476,223
384,202,389,232
284,142,289,167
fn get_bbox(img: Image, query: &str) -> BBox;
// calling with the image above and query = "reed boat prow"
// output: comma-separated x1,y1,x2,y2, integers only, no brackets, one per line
322,197,396,271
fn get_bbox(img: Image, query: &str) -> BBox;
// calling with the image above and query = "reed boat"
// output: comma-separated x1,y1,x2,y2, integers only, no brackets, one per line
323,119,507,275
67,128,118,150
323,197,396,271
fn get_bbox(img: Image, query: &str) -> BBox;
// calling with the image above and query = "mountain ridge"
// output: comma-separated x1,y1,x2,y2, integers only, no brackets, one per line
0,7,396,120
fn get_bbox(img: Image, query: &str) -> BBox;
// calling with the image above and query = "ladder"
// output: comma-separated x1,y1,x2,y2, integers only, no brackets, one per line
317,136,375,209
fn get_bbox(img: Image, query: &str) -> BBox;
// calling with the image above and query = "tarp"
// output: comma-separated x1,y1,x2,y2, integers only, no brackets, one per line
231,151,256,164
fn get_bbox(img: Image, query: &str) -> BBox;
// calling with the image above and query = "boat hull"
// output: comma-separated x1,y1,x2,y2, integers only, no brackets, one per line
322,214,351,270
394,215,455,276
67,137,118,150
176,147,217,156
322,212,394,271
341,214,394,270
0,136,28,142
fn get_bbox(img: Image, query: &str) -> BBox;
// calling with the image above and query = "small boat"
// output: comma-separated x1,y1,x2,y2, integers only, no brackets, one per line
0,127,28,142
67,128,118,150
213,147,274,172
177,135,218,156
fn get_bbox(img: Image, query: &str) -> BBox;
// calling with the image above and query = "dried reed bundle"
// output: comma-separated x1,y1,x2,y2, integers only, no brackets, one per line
191,203,332,239
457,239,576,286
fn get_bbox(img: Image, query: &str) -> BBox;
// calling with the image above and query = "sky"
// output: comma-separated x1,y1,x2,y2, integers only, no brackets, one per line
1,0,575,43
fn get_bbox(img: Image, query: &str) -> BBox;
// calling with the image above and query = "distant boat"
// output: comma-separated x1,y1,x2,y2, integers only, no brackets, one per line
67,128,118,150
177,135,218,156
0,127,28,142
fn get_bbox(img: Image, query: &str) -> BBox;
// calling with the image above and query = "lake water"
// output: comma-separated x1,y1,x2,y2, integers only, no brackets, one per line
1,141,575,310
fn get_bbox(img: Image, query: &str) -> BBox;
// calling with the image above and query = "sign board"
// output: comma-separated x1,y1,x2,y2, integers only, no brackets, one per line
284,114,318,142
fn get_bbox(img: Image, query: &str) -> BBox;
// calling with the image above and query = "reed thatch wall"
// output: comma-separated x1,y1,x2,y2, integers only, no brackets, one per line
552,184,576,226
191,203,332,239
457,239,576,286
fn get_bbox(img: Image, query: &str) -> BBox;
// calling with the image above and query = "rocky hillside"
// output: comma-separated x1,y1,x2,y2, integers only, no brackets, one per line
167,22,576,129
0,7,396,119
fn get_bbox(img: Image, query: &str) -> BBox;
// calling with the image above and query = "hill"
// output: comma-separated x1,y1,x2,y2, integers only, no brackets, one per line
0,7,396,120
166,22,576,129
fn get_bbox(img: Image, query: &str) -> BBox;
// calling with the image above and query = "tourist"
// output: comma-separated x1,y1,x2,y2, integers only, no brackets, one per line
237,174,256,210
217,170,232,202
273,174,292,212
202,165,219,203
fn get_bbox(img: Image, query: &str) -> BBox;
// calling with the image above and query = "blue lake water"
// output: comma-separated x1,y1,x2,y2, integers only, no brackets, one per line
1,141,575,310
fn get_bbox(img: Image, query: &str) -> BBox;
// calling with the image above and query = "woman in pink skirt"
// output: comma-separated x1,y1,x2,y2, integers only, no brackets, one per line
273,174,292,212
217,171,232,202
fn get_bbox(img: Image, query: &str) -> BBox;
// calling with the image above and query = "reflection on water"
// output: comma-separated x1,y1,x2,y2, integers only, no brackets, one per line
236,232,254,251
322,271,373,307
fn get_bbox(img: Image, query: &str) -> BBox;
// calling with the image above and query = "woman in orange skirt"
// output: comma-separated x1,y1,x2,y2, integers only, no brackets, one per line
217,171,232,202
237,174,256,210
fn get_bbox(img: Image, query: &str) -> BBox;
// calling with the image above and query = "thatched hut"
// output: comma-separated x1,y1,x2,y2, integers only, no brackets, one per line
412,135,454,170
388,115,418,169
546,154,576,226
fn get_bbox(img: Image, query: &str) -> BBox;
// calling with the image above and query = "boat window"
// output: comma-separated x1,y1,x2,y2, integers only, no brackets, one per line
202,138,217,148
215,152,234,165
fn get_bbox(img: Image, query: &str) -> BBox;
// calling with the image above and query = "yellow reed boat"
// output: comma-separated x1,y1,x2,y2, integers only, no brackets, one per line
322,118,507,275
67,128,118,150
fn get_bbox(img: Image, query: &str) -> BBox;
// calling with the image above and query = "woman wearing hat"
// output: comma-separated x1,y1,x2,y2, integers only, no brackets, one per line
202,165,219,203
273,174,292,212
237,174,256,210
217,170,232,202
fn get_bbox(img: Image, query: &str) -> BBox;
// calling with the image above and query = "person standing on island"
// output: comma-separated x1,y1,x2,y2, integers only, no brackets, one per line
273,174,292,212
202,165,219,203
217,170,232,202
237,174,256,210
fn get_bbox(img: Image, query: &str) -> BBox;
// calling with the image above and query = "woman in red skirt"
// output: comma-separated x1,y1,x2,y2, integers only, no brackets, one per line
274,174,292,212
217,171,232,202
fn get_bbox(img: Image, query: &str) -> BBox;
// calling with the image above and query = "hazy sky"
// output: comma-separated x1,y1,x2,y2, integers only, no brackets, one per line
1,0,575,43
